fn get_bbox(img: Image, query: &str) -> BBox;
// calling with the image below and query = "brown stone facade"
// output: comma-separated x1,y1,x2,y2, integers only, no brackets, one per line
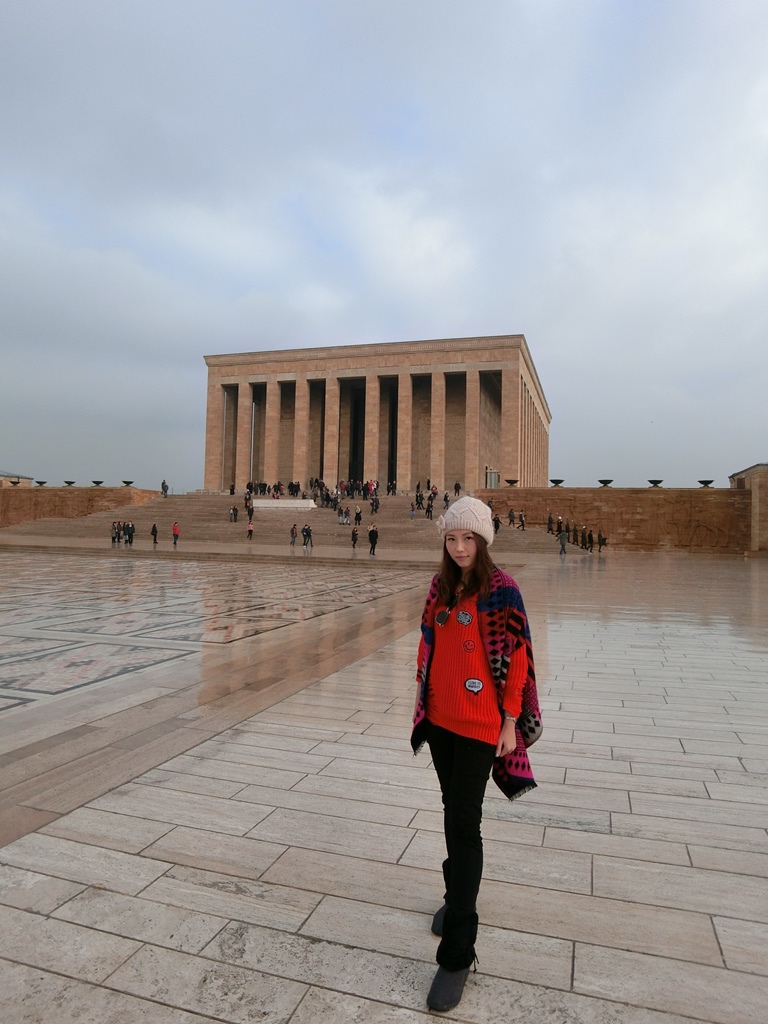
478,486,754,553
729,464,768,553
0,487,157,531
203,335,551,493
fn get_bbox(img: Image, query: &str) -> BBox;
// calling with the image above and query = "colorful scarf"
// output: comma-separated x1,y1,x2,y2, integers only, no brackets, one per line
411,565,542,800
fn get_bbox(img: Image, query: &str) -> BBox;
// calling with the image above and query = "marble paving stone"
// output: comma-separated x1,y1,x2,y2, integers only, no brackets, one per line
688,845,768,878
612,747,745,770
205,920,714,1024
140,825,286,880
594,855,768,920
715,769,768,788
247,807,415,862
0,903,140,982
0,832,172,894
234,782,417,826
610,811,768,854
135,767,249,798
186,738,334,773
629,791,768,828
408,809,545,845
140,863,321,930
53,886,228,953
213,727,320,753
251,709,371,733
483,795,612,833
544,827,690,865
565,767,708,797
574,943,768,1024
39,806,175,853
705,781,768,804
0,959,216,1024
521,780,631,812
264,843,720,962
318,755,455,790
261,846,445,915
107,943,307,1024
532,751,629,773
287,987,436,1024
293,772,443,811
158,752,306,789
305,739,426,767
0,863,86,913
300,894,574,989
573,731,684,750
231,719,346,742
629,761,720,781
402,830,593,895
713,916,768,975
202,919,435,1013
89,781,274,835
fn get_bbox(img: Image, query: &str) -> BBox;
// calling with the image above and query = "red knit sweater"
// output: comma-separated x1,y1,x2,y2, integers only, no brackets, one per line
426,592,526,745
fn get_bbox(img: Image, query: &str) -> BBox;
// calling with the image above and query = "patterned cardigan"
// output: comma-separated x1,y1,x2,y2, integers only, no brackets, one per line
411,565,542,800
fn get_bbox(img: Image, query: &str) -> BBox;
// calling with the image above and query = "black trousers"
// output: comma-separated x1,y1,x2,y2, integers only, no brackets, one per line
426,721,496,970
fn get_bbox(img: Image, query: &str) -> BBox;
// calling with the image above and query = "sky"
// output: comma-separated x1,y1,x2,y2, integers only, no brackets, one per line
1,0,766,492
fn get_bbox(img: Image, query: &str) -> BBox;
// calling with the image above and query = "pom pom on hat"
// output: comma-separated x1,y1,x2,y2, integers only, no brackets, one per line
436,495,494,546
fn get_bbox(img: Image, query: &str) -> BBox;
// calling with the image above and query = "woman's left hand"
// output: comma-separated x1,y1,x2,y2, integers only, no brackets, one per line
495,718,518,758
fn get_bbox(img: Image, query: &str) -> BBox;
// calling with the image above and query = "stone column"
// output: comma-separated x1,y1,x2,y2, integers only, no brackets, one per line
430,371,446,490
323,376,340,485
234,381,253,491
263,379,280,485
293,377,310,487
464,370,480,492
396,373,412,492
203,380,226,491
364,374,380,484
500,368,520,488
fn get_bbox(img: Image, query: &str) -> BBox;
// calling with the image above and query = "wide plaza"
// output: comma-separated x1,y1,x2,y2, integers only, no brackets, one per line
0,544,766,1023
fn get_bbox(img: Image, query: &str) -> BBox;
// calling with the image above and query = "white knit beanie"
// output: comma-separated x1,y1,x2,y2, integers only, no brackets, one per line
436,496,494,547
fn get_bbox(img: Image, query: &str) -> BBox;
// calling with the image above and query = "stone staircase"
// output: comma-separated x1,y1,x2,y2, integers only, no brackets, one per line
1,492,560,555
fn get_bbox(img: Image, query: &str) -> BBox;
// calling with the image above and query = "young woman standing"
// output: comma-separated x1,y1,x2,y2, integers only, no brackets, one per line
411,496,541,1012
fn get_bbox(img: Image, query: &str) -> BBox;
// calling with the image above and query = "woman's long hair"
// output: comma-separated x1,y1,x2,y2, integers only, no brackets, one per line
437,533,494,605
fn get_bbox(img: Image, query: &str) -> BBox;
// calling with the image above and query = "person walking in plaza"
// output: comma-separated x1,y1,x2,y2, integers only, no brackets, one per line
517,510,525,530
558,528,567,555
368,524,379,555
151,523,158,545
351,525,359,550
290,523,298,547
247,520,254,541
172,522,180,546
507,508,515,528
598,528,607,553
411,496,541,1012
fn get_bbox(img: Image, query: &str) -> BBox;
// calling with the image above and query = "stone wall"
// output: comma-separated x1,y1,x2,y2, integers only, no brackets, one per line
0,488,158,531
477,486,752,553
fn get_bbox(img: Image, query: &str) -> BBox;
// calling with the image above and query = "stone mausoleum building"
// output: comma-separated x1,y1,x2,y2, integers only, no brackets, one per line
203,334,550,493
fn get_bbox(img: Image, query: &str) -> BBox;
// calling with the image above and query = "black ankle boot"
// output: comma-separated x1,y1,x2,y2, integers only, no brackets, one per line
427,965,470,1012
431,903,447,936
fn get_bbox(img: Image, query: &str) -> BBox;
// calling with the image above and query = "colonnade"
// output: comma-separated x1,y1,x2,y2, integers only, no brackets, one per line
204,368,550,494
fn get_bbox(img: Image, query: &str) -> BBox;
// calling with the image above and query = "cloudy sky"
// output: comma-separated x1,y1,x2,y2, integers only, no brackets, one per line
1,0,766,492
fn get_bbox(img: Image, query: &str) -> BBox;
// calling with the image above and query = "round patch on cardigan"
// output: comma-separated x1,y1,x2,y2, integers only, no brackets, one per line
462,639,476,653
465,678,483,694
456,610,473,625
